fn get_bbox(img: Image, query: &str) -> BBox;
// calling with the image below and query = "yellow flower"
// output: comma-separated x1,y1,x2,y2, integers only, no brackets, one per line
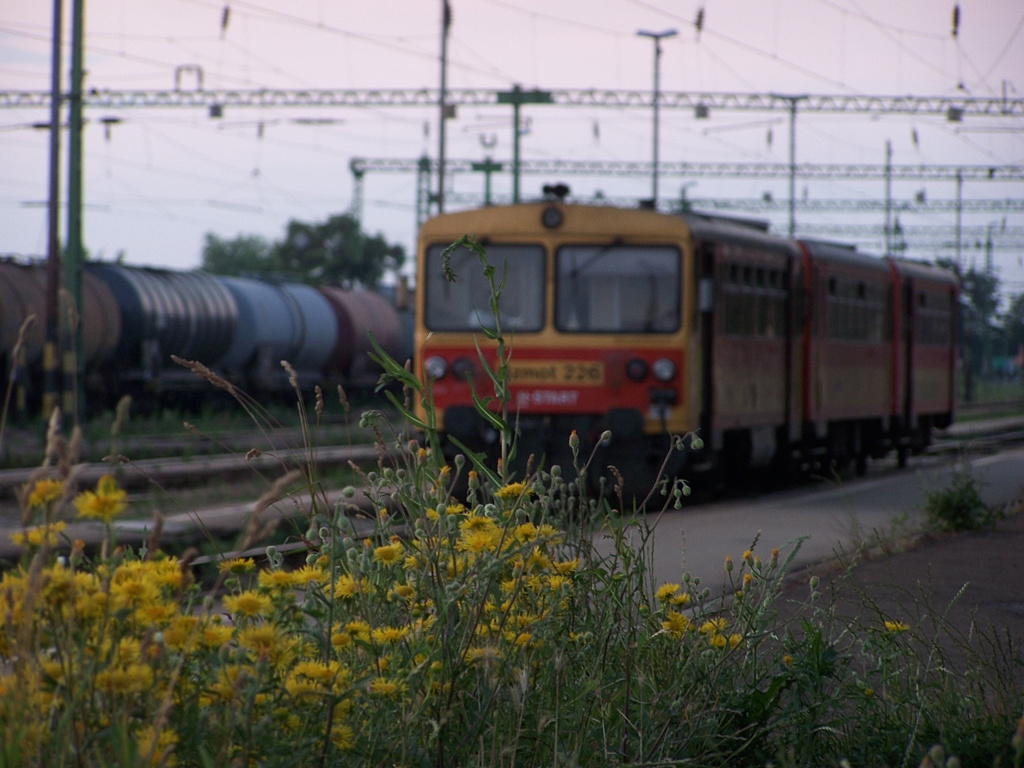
458,529,500,554
494,482,531,500
371,625,410,645
342,620,371,642
162,616,200,650
374,543,403,565
95,663,154,695
330,723,354,750
656,582,682,602
390,584,416,600
661,611,690,638
223,591,272,618
218,557,256,574
8,521,66,548
26,478,64,509
136,726,178,767
258,569,298,590
333,574,367,599
73,474,127,523
552,558,579,574
291,565,327,586
699,617,728,635
368,677,405,697
883,620,910,633
200,622,234,648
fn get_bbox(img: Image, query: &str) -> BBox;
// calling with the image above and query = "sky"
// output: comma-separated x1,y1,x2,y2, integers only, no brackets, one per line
1,0,1023,292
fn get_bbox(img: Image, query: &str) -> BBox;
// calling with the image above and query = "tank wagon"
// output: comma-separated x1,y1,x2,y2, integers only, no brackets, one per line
0,260,409,414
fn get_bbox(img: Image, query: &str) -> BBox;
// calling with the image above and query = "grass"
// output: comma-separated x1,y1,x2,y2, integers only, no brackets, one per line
1,241,1022,767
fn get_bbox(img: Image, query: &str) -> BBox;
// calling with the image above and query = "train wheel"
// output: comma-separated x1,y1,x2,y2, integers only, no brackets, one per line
897,445,909,469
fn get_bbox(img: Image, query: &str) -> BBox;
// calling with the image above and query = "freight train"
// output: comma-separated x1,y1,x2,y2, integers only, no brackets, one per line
413,198,958,500
0,260,411,416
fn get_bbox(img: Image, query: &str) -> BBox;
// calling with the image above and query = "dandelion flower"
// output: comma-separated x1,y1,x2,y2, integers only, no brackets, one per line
334,574,366,599
95,663,154,695
553,558,579,574
258,569,298,590
699,617,728,635
26,478,64,509
458,529,499,554
342,620,371,642
494,481,530,500
368,677,404,697
223,591,272,618
218,557,255,574
374,543,403,565
656,582,681,602
390,583,415,601
200,623,234,648
73,474,127,523
661,611,690,638
8,521,66,548
330,724,354,750
291,564,327,586
883,620,910,633
371,625,411,645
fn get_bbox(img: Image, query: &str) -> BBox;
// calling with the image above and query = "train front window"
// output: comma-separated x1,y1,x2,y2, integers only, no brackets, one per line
423,243,545,332
556,245,680,332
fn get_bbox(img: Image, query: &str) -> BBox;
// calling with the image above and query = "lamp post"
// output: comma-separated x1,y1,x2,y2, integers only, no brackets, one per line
637,28,676,209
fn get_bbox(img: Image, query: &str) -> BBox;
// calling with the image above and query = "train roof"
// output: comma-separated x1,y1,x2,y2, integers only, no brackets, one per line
887,256,960,287
798,238,891,273
677,210,798,253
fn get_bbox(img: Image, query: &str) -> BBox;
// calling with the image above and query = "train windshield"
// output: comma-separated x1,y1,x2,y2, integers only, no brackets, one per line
556,245,680,333
423,243,545,332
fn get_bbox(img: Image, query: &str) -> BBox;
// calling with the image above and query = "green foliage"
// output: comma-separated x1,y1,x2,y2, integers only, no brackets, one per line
201,213,405,287
922,460,1000,532
200,232,274,276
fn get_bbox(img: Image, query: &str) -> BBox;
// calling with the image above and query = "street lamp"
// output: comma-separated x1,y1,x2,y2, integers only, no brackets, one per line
637,28,677,209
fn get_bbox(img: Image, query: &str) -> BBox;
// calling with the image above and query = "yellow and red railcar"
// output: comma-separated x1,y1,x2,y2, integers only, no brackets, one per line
414,199,957,498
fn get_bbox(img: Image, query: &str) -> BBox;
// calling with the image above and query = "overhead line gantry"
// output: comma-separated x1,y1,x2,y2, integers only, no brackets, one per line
3,88,1023,117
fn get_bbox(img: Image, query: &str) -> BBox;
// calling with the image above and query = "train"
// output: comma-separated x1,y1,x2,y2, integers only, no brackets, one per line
0,260,411,416
413,196,958,500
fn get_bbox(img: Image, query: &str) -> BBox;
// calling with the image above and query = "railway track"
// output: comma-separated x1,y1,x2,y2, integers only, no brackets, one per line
2,408,1023,565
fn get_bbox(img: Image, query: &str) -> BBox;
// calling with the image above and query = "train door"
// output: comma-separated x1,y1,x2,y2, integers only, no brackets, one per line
698,240,716,453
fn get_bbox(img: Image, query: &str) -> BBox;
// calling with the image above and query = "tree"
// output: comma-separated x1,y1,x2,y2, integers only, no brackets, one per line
201,214,405,288
961,267,1000,326
1003,293,1024,357
201,233,274,276
272,214,404,288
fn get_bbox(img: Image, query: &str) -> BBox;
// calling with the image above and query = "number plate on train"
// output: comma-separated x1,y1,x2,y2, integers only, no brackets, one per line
508,361,604,385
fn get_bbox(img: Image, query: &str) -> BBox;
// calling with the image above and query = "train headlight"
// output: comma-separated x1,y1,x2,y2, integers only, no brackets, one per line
652,357,676,382
451,356,474,380
625,358,648,382
424,356,448,380
541,205,564,229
